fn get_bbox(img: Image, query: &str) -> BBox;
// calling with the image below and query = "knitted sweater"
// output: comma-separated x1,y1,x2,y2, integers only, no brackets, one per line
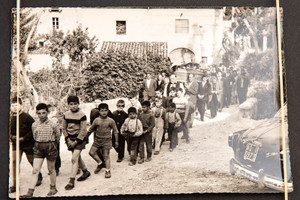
62,109,87,141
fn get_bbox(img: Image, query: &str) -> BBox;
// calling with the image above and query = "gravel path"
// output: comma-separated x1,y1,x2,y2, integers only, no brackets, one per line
10,105,276,198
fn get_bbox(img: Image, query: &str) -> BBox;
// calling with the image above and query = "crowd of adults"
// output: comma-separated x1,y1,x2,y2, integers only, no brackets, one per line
139,64,250,121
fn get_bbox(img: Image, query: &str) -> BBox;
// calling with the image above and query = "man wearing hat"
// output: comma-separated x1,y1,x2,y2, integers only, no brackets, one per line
236,69,250,104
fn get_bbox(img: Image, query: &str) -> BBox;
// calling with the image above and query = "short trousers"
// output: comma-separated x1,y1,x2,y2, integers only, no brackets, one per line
92,138,112,150
33,142,58,161
67,135,86,151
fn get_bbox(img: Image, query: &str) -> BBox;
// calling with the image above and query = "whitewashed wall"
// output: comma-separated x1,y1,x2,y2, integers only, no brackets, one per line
35,8,224,65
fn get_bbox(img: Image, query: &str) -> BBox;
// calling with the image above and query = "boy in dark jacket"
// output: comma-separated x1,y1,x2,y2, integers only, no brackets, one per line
138,101,155,163
112,99,128,162
9,97,42,194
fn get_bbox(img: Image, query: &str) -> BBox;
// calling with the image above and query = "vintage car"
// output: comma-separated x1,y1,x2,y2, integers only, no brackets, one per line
228,105,293,192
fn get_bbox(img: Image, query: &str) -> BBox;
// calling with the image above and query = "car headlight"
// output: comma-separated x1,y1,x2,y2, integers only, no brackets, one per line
228,133,235,148
228,129,248,148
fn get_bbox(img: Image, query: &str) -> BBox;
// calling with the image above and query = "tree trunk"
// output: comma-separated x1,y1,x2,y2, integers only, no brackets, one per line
12,11,42,106
243,18,260,55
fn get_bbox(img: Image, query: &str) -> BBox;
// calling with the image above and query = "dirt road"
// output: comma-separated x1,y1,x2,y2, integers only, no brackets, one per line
11,105,276,197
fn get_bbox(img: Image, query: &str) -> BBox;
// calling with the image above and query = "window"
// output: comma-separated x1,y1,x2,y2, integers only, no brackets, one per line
39,41,44,47
175,19,189,33
52,17,59,30
116,21,126,35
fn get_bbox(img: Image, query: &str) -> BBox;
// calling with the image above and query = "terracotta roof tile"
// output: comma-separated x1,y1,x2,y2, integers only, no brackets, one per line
101,41,168,58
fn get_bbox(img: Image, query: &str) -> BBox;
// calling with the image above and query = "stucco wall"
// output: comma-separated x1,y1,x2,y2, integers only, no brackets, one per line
35,8,224,65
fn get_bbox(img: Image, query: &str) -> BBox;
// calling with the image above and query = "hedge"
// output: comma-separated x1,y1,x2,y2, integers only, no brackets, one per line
80,50,172,102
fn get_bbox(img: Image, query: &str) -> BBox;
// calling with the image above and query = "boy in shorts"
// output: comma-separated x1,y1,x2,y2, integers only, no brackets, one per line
165,103,182,151
22,103,60,197
88,103,119,178
138,101,155,163
120,107,143,166
62,96,90,190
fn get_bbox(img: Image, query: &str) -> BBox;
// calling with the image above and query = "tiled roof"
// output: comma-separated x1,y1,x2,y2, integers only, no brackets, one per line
101,41,168,57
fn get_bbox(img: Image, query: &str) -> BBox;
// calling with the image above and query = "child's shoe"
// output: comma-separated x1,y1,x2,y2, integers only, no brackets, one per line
94,163,105,174
138,158,144,164
169,148,173,152
36,173,43,186
105,170,111,178
47,184,58,196
9,186,16,193
145,157,152,162
65,178,75,190
128,161,136,166
64,183,74,190
21,188,34,198
77,169,90,181
117,158,123,162
154,151,159,155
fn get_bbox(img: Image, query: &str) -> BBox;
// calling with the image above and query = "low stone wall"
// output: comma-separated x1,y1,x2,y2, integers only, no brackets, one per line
238,98,258,119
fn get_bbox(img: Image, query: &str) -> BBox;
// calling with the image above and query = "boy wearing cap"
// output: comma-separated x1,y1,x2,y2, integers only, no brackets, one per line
121,107,143,166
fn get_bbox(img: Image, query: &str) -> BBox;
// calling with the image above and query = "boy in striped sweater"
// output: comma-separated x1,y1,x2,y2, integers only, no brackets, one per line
62,96,90,190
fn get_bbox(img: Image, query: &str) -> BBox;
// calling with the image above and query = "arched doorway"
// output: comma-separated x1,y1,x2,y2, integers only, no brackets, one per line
169,48,195,66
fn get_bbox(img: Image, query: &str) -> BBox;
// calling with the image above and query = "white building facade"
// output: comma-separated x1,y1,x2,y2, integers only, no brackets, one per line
32,7,225,70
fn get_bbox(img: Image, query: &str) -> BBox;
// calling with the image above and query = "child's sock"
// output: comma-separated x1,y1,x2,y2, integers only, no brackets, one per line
69,177,75,185
47,184,58,196
65,178,75,190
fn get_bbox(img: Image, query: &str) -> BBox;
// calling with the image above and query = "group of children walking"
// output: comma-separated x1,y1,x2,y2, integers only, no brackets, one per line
10,89,191,197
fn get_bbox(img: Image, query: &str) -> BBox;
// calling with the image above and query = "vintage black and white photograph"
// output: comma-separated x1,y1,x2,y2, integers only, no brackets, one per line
9,6,293,197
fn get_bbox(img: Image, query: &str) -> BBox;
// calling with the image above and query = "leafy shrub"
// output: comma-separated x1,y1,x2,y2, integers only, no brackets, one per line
81,50,172,102
241,50,274,81
253,84,278,119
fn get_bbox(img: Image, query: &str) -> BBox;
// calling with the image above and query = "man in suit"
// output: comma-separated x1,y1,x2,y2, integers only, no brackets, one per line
164,74,185,97
197,76,211,121
141,73,157,102
156,74,165,93
223,71,235,108
236,69,250,104
185,74,198,127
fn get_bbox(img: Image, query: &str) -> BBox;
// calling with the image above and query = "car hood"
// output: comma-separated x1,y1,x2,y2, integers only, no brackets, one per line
241,105,288,149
